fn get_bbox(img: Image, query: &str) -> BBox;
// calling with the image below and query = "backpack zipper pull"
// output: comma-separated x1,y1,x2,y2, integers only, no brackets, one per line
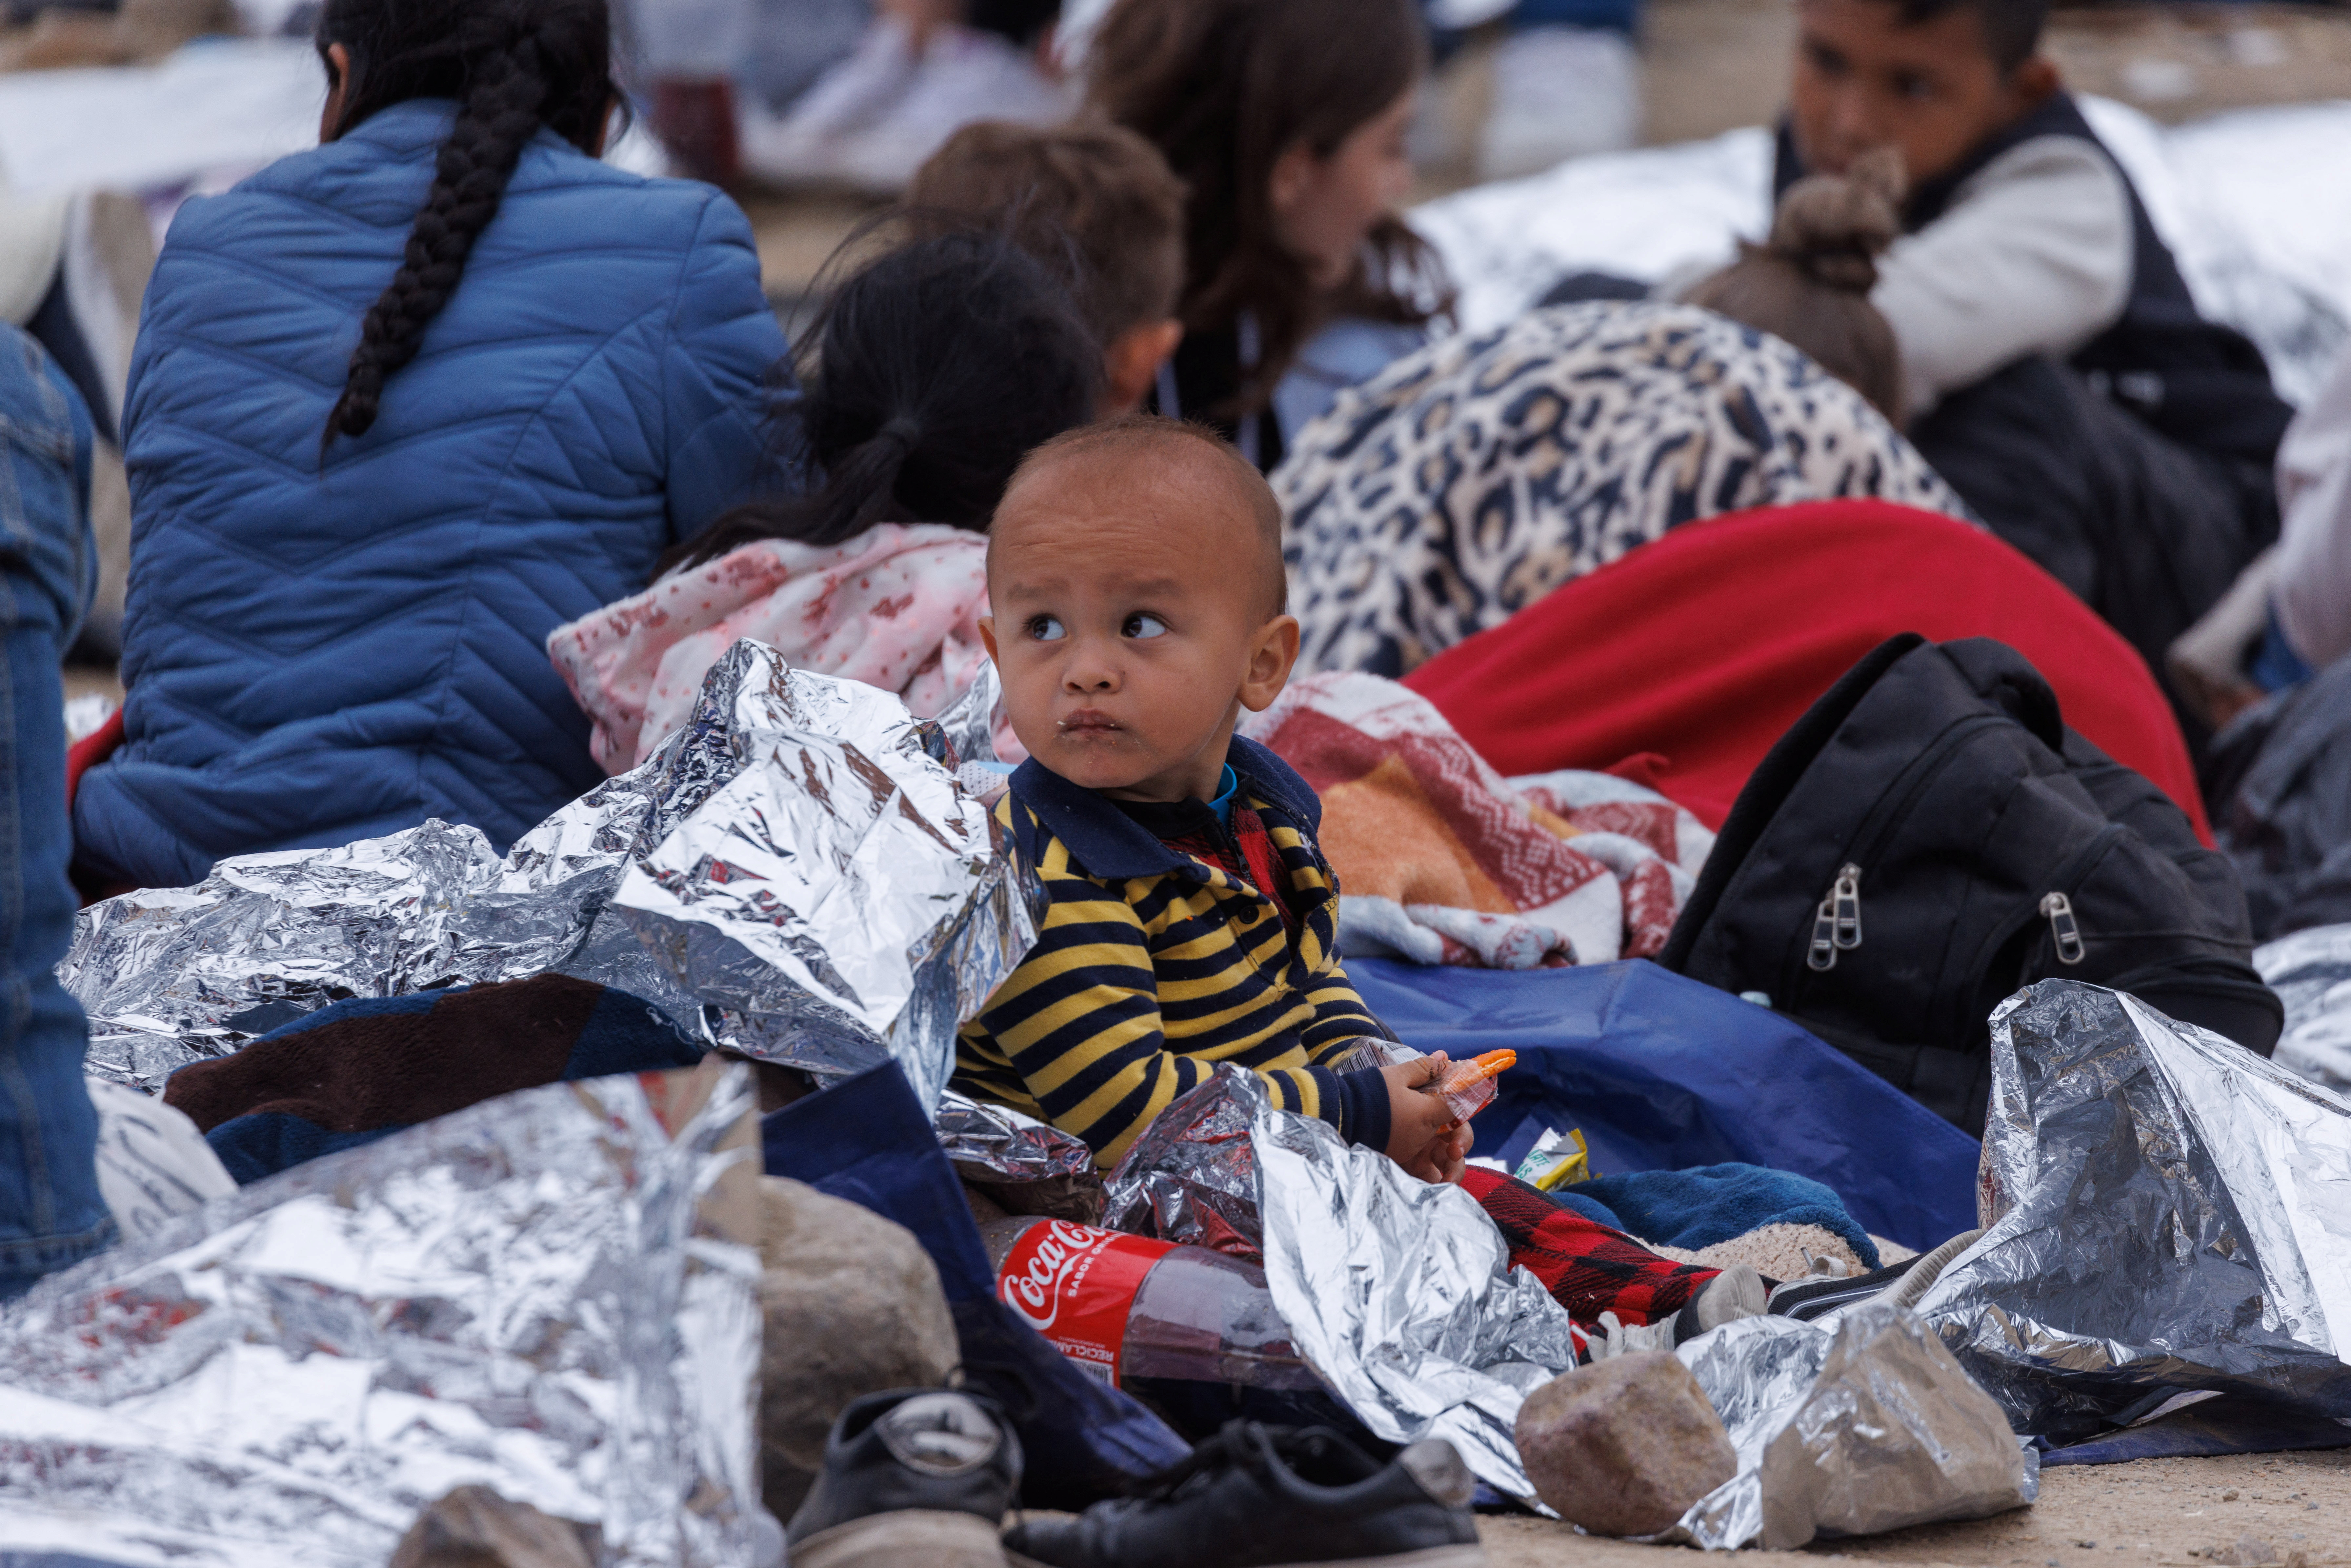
1831,863,1863,950
1808,893,1839,971
1807,863,1864,971
2040,891,2086,965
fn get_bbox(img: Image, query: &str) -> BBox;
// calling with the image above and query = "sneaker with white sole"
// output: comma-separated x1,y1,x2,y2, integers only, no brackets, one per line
1002,1422,1485,1568
787,1388,1023,1568
1767,1230,1982,1321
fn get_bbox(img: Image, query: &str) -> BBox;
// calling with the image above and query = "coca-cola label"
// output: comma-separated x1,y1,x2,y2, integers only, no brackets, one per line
995,1220,1175,1388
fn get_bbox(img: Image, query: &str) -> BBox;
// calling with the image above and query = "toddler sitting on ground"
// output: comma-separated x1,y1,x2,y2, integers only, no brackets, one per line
955,416,1769,1343
953,416,1465,1180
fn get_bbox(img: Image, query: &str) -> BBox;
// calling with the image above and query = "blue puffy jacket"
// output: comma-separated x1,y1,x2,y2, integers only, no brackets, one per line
74,100,791,889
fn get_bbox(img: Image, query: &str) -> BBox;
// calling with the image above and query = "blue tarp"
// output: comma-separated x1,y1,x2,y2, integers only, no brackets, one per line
1349,958,1982,1253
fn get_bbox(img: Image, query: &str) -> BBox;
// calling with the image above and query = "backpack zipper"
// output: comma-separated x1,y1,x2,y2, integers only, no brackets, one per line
2040,892,2087,965
1807,863,1864,971
1951,820,2129,1038
1783,713,2009,995
2023,823,2124,969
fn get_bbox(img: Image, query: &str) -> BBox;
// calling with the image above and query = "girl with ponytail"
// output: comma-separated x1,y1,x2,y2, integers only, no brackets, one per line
75,0,790,892
550,228,1102,773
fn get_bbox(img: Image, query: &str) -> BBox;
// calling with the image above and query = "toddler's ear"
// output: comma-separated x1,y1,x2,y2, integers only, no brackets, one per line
1239,614,1301,713
978,615,998,663
1100,320,1185,417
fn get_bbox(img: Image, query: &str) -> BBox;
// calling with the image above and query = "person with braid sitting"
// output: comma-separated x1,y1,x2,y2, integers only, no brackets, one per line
70,0,791,891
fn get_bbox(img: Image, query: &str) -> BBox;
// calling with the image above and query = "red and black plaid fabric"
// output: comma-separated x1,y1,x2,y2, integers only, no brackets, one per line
1164,805,1299,937
1461,1166,1717,1328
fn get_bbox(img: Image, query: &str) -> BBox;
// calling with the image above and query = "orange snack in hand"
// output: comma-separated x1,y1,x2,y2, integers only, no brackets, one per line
1433,1049,1517,1124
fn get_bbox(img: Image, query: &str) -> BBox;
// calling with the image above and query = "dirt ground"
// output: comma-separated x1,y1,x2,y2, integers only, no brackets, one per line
1481,1449,2351,1567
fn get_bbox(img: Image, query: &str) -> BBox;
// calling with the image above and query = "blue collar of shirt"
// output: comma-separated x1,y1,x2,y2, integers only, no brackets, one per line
1208,764,1240,831
1007,735,1323,883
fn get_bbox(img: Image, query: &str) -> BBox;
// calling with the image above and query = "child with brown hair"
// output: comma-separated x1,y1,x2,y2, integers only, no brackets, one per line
906,119,1187,416
1777,0,2292,738
957,414,1452,1172
1085,0,1452,469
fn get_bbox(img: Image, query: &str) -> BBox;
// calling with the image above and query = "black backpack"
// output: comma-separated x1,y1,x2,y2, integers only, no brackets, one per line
1657,634,2282,1134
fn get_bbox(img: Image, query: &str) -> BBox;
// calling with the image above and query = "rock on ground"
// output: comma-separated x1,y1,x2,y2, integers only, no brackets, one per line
1513,1350,1739,1537
758,1175,959,1518
386,1486,594,1568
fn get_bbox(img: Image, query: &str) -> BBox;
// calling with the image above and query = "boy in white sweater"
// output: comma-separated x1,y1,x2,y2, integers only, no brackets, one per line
1778,0,2287,456
1776,0,2292,740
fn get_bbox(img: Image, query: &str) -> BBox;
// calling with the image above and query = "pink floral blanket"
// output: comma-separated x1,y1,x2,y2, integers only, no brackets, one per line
549,524,994,773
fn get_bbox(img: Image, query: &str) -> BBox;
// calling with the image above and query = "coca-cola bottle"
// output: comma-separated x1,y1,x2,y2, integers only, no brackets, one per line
981,1216,1365,1440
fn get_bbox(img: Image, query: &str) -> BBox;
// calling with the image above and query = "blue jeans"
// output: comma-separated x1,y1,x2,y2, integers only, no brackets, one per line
0,323,109,1299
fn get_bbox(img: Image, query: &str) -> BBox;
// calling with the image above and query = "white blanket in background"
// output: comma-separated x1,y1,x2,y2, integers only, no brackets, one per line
1411,94,2351,407
0,40,322,197
0,37,666,218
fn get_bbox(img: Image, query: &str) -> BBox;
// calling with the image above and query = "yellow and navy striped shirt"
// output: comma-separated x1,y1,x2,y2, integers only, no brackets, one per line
954,737,1392,1169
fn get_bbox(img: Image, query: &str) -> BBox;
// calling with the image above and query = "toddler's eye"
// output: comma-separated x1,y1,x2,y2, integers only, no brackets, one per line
1027,614,1067,642
1123,613,1168,640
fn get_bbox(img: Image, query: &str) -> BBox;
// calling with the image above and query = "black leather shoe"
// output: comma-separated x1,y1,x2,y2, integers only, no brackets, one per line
787,1388,1023,1568
1001,1422,1486,1568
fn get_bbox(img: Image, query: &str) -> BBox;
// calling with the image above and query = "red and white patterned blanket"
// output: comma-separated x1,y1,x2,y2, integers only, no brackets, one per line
1241,672,1714,969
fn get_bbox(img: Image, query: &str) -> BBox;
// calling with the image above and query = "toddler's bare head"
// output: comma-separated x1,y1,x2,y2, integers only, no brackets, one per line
982,417,1297,803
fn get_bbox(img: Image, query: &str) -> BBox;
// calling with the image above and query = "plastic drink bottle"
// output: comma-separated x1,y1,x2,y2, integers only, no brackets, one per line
980,1215,1320,1393
980,1214,1376,1440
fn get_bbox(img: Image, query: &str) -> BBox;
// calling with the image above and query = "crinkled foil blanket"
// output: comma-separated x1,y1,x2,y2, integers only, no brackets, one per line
2256,922,2351,1092
59,640,1030,1114
1916,978,2351,1439
1095,1067,1584,1501
1670,1306,2036,1551
0,1063,762,1568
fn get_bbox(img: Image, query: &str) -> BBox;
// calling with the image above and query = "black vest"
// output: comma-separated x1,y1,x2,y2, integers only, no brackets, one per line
1774,96,2293,465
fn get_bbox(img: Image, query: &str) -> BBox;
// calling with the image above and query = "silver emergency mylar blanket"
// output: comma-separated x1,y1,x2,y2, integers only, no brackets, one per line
1670,1306,2035,1551
1104,1071,1266,1258
59,641,1032,1112
0,1062,762,1568
2256,922,2351,1091
1915,979,2351,1438
937,1090,1094,1181
1242,1069,1584,1502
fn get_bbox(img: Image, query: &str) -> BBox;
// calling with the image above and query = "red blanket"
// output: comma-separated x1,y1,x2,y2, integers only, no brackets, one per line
1403,500,2210,842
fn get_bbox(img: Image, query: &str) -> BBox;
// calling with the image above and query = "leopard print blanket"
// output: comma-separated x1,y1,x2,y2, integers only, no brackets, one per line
1275,302,1969,676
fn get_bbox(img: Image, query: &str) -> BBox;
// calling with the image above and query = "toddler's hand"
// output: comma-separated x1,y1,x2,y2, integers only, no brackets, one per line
1381,1054,1461,1182
1411,1123,1467,1185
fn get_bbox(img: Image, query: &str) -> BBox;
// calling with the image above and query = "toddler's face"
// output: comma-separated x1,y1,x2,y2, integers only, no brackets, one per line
983,452,1297,804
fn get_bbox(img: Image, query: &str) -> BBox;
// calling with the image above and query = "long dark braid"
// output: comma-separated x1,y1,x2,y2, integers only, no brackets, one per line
317,0,617,450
